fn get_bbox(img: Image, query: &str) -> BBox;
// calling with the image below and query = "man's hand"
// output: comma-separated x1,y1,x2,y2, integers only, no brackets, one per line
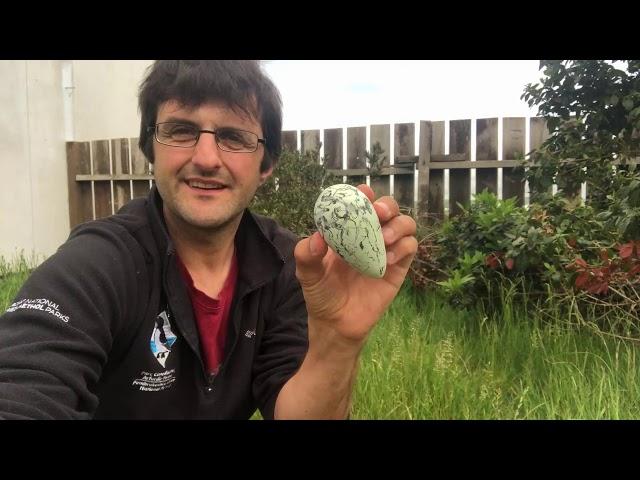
294,184,418,345
276,185,417,418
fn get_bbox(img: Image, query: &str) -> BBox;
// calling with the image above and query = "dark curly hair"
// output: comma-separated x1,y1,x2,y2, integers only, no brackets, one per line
138,60,282,173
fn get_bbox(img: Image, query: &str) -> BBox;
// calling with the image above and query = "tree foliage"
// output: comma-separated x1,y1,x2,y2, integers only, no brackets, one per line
521,60,640,210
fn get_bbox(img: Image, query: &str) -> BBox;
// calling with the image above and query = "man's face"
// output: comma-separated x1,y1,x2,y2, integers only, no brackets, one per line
152,100,272,231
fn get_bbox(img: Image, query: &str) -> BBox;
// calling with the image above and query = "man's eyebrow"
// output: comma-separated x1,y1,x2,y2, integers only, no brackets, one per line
160,117,199,126
158,116,252,132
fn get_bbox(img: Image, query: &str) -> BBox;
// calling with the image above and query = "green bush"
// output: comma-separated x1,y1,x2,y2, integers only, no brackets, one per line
413,191,620,309
406,186,640,339
251,147,339,237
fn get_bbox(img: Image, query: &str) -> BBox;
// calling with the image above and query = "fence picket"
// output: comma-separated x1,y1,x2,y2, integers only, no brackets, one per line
428,121,445,219
394,123,416,210
323,128,342,170
112,138,131,212
449,119,471,216
347,126,366,187
476,118,498,196
91,140,112,218
301,129,320,154
502,117,526,205
370,124,391,199
66,141,93,229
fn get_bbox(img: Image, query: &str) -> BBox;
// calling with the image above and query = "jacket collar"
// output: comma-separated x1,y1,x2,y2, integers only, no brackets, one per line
145,186,285,295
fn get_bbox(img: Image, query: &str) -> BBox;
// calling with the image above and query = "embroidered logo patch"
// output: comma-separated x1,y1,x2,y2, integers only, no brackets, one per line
150,311,177,368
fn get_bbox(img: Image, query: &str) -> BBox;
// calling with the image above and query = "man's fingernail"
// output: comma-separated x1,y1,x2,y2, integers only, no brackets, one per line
309,234,320,255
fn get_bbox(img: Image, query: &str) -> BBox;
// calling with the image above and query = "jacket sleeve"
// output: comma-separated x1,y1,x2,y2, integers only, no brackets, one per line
251,256,309,420
0,223,146,419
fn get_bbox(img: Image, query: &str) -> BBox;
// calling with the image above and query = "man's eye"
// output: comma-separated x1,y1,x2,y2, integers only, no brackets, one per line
168,125,196,137
218,129,245,142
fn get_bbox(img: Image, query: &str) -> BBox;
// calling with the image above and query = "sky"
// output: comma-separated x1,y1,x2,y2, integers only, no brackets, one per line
262,60,543,131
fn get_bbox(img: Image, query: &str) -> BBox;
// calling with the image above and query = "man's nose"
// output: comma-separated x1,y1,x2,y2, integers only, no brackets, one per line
191,131,223,170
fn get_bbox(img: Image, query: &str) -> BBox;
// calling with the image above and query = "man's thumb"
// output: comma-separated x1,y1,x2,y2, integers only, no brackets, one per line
294,232,328,285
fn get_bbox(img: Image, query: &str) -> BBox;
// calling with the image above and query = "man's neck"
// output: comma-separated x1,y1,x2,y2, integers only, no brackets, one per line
163,207,241,297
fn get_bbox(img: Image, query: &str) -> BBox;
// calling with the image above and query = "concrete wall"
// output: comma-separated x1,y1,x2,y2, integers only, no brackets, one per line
0,61,68,263
72,60,153,141
0,60,153,264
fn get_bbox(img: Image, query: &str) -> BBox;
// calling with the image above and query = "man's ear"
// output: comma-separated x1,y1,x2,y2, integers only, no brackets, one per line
259,165,273,185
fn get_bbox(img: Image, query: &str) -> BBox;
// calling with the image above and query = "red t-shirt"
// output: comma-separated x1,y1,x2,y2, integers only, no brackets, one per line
176,252,238,376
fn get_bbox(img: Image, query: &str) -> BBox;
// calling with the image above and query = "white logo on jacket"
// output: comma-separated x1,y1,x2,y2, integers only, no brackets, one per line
150,311,177,367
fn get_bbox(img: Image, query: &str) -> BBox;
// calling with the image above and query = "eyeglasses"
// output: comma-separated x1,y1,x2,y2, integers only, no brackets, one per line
150,122,266,153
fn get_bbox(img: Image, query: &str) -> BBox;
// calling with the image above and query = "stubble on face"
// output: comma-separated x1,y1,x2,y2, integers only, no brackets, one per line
160,166,262,235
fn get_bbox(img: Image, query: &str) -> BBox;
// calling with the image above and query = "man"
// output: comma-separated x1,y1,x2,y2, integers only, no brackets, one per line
0,60,417,419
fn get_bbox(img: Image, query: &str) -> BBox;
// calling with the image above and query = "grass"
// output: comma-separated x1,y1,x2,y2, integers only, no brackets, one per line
2,253,638,419
352,284,640,419
0,252,39,312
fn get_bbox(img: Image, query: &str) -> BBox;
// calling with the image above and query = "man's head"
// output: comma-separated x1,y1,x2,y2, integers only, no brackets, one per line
138,61,283,232
138,60,282,173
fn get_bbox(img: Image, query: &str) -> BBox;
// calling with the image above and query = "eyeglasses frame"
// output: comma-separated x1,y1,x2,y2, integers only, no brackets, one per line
149,122,266,153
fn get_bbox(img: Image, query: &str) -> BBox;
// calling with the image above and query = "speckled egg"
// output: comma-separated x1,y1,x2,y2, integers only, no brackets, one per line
314,184,386,278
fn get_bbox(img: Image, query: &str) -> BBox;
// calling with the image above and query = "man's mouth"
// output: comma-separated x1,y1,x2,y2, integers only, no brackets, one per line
186,180,226,190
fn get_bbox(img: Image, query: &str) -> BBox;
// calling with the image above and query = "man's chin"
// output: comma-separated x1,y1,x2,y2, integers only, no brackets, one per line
183,212,242,231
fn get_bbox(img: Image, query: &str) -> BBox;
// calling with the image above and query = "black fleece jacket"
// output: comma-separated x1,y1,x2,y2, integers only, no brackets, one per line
0,187,308,419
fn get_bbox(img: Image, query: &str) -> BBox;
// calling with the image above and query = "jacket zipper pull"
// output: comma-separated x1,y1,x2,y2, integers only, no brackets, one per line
205,372,216,393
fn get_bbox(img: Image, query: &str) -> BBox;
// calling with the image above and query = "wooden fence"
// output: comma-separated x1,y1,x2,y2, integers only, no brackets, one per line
66,117,553,229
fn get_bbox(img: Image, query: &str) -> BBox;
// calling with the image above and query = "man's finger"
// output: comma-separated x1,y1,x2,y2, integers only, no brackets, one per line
386,236,418,267
373,196,401,223
381,215,417,245
355,184,400,223
356,184,375,202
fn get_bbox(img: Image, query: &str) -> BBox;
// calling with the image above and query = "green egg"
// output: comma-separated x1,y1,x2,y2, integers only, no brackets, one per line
314,184,386,278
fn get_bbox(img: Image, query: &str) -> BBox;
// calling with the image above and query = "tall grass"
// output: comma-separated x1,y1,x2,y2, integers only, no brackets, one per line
352,284,640,419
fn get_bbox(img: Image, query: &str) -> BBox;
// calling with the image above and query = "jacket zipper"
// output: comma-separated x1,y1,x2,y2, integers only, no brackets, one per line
165,247,222,396
164,248,216,395
202,299,244,395
202,276,273,395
